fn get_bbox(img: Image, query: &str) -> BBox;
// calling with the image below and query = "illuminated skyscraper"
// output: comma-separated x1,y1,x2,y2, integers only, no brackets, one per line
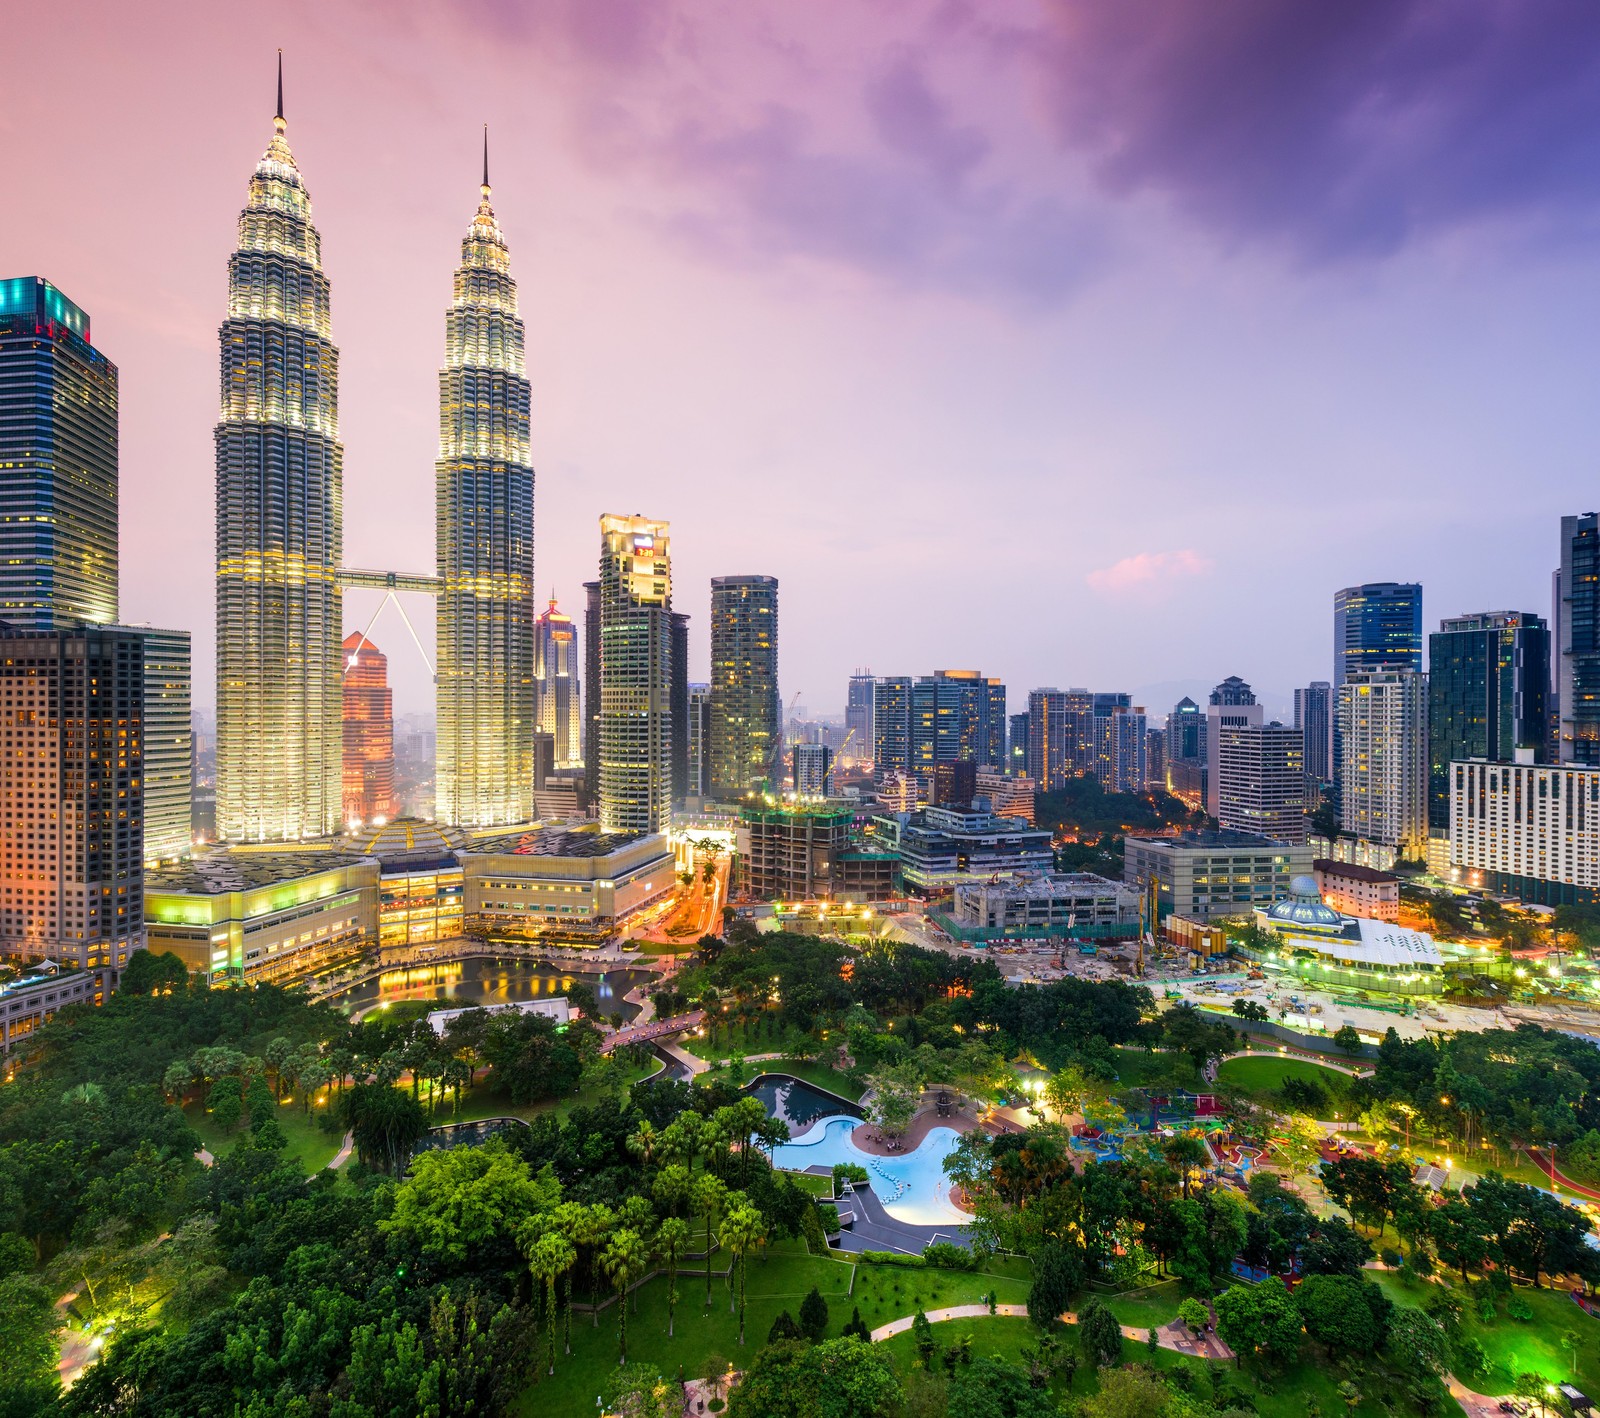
0,277,118,630
435,135,535,827
709,575,780,796
534,596,581,769
139,628,193,864
215,64,344,841
599,515,672,834
342,632,397,826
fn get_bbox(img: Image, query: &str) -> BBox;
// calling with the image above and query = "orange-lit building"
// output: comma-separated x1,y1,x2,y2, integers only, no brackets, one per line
342,632,396,826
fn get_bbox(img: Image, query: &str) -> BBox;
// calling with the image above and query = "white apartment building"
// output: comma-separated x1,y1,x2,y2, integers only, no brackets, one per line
1214,722,1306,843
1450,755,1600,904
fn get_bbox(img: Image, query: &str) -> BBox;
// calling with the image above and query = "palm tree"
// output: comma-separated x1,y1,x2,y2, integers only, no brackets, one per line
551,1201,587,1354
602,1227,650,1365
652,1162,691,1217
654,1216,691,1338
627,1119,658,1168
527,1230,576,1376
569,1201,616,1327
719,1203,768,1345
691,1173,727,1312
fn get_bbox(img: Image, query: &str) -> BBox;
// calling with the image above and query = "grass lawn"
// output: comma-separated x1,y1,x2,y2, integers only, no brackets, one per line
748,1058,866,1103
1103,1280,1181,1331
1112,1048,1184,1089
846,1258,1032,1335
787,1172,835,1197
512,1240,854,1413
185,1097,343,1173
681,1018,814,1062
1214,1055,1351,1103
1366,1267,1600,1397
439,1058,661,1128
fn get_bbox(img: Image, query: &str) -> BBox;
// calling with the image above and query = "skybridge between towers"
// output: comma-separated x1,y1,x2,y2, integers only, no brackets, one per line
338,566,441,678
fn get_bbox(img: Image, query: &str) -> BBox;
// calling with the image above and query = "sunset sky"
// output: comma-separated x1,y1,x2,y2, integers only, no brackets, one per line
11,0,1600,721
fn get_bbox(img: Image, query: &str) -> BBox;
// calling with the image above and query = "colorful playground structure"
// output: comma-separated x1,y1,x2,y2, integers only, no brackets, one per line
1068,1090,1279,1180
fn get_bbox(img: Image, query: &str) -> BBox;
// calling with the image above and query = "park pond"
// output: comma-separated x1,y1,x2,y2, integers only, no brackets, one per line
772,1113,970,1228
328,956,653,1022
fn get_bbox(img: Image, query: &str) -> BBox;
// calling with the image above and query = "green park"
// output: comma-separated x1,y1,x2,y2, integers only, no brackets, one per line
8,924,1600,1418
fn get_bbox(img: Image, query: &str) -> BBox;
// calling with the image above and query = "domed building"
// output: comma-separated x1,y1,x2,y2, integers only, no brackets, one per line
1251,875,1443,996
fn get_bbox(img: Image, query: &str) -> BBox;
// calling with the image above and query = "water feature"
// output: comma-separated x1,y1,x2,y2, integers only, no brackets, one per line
747,1074,863,1132
327,957,653,1022
770,1114,970,1227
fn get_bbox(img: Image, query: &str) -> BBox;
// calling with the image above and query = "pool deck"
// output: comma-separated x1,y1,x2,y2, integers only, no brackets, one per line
852,1101,982,1156
836,1179,972,1254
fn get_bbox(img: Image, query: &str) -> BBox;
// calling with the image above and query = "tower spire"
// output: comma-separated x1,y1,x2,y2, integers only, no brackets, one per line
275,50,284,123
482,124,490,192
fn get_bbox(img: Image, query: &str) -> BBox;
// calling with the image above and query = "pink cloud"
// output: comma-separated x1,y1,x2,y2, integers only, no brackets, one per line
1086,548,1214,595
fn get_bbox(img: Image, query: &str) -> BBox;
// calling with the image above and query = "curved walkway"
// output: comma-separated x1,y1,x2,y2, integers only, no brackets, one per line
1223,1049,1372,1078
869,1304,1233,1361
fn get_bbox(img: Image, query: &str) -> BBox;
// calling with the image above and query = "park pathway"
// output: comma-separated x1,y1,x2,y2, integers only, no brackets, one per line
868,1305,1234,1361
1224,1048,1373,1078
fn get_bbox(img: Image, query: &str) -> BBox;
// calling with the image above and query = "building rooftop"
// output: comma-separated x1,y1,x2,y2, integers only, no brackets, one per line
1312,858,1397,885
463,826,650,858
1129,829,1294,850
352,819,462,872
146,848,374,895
958,872,1135,901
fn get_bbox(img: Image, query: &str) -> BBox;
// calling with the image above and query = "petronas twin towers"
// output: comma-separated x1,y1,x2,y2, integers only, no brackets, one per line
215,66,534,841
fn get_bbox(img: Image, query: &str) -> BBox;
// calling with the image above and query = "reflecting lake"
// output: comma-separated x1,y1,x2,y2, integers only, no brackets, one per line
328,957,653,1023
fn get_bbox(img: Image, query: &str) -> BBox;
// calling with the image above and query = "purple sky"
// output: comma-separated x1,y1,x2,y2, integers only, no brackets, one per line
12,0,1600,722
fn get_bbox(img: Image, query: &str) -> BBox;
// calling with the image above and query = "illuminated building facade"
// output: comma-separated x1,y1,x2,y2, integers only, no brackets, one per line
435,143,535,827
215,76,344,842
1338,670,1429,861
1557,514,1600,766
144,848,377,984
598,515,672,834
1450,758,1600,905
139,627,193,863
687,683,711,797
0,624,145,983
534,596,580,768
709,575,780,796
342,632,396,826
0,277,119,631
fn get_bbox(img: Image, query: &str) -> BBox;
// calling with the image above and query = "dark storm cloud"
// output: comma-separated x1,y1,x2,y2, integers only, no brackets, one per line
1036,0,1600,258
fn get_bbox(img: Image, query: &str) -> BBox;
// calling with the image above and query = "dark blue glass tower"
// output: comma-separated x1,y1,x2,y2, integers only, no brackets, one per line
1333,582,1423,687
0,277,118,629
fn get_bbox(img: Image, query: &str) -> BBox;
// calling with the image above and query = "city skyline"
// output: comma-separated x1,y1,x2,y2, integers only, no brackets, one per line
11,5,1600,724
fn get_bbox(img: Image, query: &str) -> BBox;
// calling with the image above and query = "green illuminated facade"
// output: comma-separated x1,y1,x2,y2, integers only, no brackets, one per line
435,143,536,828
214,80,344,843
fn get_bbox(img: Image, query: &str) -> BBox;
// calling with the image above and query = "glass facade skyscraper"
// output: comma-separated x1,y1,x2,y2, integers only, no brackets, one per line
534,596,581,769
1558,514,1600,766
435,144,535,827
1428,611,1549,828
214,83,344,842
1333,582,1423,687
0,277,118,630
709,575,779,796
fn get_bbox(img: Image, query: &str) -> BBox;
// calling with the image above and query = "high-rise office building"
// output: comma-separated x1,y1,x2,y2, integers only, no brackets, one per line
435,140,535,828
793,742,833,796
687,683,712,798
534,596,581,769
1558,514,1600,766
1214,721,1306,843
598,515,672,834
874,676,913,777
1338,670,1428,860
1146,727,1165,792
140,628,193,864
1205,678,1262,818
709,575,779,796
1166,697,1204,762
1294,682,1333,784
912,671,981,775
0,624,145,981
1334,582,1423,687
670,610,691,803
846,670,875,764
341,632,396,827
583,580,601,802
0,278,118,631
215,73,344,842
981,678,1007,769
1428,611,1550,829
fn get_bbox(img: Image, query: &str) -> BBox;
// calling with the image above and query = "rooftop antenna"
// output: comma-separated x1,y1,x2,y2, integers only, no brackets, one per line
275,50,284,123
